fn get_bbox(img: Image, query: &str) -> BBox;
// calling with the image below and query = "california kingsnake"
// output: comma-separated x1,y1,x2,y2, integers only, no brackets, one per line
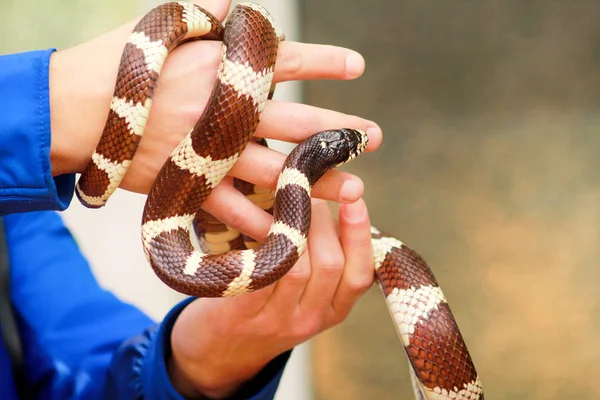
75,2,484,398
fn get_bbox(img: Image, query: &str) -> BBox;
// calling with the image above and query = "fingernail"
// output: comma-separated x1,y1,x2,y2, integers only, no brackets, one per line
346,51,365,79
340,179,364,203
343,199,367,223
366,124,383,150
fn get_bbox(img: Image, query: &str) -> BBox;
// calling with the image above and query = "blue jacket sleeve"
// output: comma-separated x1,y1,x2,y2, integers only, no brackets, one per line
4,211,289,399
0,50,75,215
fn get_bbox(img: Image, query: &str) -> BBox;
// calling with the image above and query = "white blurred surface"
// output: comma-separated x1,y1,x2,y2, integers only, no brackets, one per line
62,1,311,399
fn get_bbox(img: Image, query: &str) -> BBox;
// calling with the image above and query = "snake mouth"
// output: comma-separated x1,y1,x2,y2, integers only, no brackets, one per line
353,128,369,156
337,128,369,165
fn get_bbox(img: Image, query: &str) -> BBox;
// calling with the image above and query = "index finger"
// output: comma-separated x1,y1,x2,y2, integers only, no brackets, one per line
274,42,365,83
230,141,366,204
256,101,383,152
332,199,375,316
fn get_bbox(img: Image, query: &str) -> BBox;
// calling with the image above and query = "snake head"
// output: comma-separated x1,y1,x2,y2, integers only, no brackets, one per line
316,128,369,166
283,128,369,186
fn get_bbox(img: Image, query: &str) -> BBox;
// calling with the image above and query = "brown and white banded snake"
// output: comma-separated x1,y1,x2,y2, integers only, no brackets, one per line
74,2,483,398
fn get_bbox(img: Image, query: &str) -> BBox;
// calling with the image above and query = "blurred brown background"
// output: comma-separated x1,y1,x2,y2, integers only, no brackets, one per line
304,1,600,399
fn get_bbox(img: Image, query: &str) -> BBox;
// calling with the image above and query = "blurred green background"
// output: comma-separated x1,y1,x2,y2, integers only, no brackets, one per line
2,0,600,399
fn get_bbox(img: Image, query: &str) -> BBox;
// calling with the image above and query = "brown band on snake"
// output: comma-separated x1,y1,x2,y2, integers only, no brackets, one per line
188,83,260,159
373,232,483,398
145,163,211,220
246,234,300,291
271,185,311,232
406,304,479,394
378,246,479,394
376,245,439,297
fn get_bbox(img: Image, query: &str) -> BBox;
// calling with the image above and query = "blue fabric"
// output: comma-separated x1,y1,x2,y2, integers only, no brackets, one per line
0,49,74,215
0,49,290,399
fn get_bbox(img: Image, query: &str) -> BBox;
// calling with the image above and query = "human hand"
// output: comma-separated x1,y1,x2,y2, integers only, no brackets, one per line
49,0,382,209
168,198,375,398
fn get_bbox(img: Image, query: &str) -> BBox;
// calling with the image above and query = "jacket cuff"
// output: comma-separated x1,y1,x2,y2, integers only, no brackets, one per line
0,49,75,215
109,297,291,399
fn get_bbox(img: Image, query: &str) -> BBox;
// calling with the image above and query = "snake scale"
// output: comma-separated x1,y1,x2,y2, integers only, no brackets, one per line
75,2,484,399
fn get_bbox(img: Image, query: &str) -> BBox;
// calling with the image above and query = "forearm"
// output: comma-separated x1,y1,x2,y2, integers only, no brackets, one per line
48,46,118,177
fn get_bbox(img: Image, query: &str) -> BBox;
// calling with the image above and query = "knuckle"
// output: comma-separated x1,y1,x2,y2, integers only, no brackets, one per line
283,260,311,284
343,237,373,253
317,262,344,278
265,158,284,187
345,274,375,293
315,255,344,277
342,224,373,244
257,316,280,338
284,268,311,284
223,206,244,227
293,316,322,339
192,42,221,70
276,44,302,78
215,200,246,230
329,310,349,327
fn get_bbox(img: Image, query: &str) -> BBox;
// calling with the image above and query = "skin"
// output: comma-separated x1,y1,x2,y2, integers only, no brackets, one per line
48,0,382,397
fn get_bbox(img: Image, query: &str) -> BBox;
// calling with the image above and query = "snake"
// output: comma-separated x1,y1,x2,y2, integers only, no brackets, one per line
74,2,484,399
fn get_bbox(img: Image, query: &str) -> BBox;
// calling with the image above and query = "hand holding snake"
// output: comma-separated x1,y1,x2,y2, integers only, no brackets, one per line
169,198,376,398
62,1,482,398
49,0,379,204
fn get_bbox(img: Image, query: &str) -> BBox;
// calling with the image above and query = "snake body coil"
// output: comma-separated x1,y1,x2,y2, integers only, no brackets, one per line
76,2,484,399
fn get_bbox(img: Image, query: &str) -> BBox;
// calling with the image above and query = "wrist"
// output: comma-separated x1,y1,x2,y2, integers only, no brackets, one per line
168,302,274,398
169,338,270,399
48,50,73,176
48,45,116,177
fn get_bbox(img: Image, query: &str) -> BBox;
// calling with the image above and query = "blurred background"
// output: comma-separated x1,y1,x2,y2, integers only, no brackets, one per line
2,0,600,399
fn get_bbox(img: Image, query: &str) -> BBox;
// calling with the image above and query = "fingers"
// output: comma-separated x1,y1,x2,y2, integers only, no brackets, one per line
264,253,311,313
259,198,374,339
201,178,272,241
259,200,342,339
196,197,374,353
331,199,375,318
256,101,382,152
176,27,367,84
298,200,345,313
232,99,383,205
231,142,365,204
274,43,365,82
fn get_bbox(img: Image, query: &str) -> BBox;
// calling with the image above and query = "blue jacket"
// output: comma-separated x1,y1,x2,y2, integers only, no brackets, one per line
0,49,290,399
